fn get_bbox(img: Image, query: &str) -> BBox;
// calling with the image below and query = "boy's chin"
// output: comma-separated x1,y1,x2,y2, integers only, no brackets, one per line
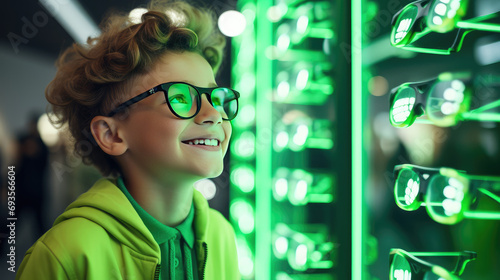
202,168,224,180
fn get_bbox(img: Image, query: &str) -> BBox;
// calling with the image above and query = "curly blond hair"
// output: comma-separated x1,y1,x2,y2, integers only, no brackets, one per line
46,0,226,176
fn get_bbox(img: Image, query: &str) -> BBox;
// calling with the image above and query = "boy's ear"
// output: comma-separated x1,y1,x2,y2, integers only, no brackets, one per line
90,116,127,156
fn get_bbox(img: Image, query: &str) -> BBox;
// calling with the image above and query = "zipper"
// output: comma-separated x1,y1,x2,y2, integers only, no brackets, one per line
153,264,161,280
201,242,208,280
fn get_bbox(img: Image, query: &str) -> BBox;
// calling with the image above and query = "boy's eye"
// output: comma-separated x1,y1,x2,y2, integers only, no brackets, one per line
211,96,224,107
169,94,190,104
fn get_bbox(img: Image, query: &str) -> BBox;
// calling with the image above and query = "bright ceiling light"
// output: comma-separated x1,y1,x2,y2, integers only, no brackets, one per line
218,10,246,37
39,0,101,44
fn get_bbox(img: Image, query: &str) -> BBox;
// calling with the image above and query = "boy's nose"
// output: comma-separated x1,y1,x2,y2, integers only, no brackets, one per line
195,94,223,124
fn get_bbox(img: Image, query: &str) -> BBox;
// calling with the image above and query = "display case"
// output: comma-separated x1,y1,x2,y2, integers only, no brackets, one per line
367,0,500,279
229,0,500,279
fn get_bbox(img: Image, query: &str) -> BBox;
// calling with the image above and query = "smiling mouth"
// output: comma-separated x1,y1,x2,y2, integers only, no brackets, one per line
182,139,220,147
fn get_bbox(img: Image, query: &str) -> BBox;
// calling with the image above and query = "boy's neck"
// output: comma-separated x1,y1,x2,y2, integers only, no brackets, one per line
121,170,194,227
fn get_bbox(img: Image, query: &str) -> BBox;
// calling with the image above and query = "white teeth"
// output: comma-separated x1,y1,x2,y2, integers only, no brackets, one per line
186,139,219,146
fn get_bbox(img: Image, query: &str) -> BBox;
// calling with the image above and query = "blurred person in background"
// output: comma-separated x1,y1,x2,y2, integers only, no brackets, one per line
15,112,49,238
0,111,17,260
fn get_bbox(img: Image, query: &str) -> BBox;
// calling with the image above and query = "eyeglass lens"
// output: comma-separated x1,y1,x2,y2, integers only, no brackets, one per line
395,168,421,210
426,80,466,124
391,253,451,280
427,175,466,220
391,253,412,280
392,4,419,46
165,83,238,120
391,87,417,126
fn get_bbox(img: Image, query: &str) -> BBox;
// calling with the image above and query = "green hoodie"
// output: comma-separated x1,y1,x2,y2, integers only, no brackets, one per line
16,178,240,280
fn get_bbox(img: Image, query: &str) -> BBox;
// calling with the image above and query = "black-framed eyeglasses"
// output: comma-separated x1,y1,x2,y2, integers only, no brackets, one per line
390,249,476,280
390,0,500,55
108,82,240,121
393,164,500,225
389,72,500,128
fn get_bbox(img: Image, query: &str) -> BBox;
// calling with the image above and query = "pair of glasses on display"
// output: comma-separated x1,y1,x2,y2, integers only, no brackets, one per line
390,249,476,280
108,82,240,120
393,164,500,225
391,0,500,55
389,72,500,128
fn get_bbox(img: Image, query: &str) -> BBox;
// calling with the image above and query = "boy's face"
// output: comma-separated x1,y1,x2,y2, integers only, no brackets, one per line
117,51,232,182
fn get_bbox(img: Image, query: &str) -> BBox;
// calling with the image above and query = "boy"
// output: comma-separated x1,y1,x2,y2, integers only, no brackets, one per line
16,1,240,279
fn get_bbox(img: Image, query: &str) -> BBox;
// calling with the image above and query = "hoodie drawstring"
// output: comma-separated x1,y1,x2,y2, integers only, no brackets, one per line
168,239,175,280
184,242,193,280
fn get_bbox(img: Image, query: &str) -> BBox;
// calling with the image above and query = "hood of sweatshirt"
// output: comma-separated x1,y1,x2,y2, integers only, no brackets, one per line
53,178,210,258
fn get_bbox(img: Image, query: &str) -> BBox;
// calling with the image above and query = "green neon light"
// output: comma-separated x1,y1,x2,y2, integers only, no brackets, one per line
269,48,327,61
230,1,258,279
307,193,334,203
274,236,288,257
308,28,335,39
236,236,255,278
255,0,272,279
275,272,335,280
231,165,256,193
305,138,334,150
232,131,256,159
352,0,364,279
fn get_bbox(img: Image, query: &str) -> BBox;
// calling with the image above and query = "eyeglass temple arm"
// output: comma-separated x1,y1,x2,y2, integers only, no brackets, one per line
108,89,156,117
399,28,471,54
459,74,500,120
456,11,500,32
463,179,500,219
409,251,476,276
451,251,477,275
390,78,437,102
469,176,500,193
408,250,476,275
